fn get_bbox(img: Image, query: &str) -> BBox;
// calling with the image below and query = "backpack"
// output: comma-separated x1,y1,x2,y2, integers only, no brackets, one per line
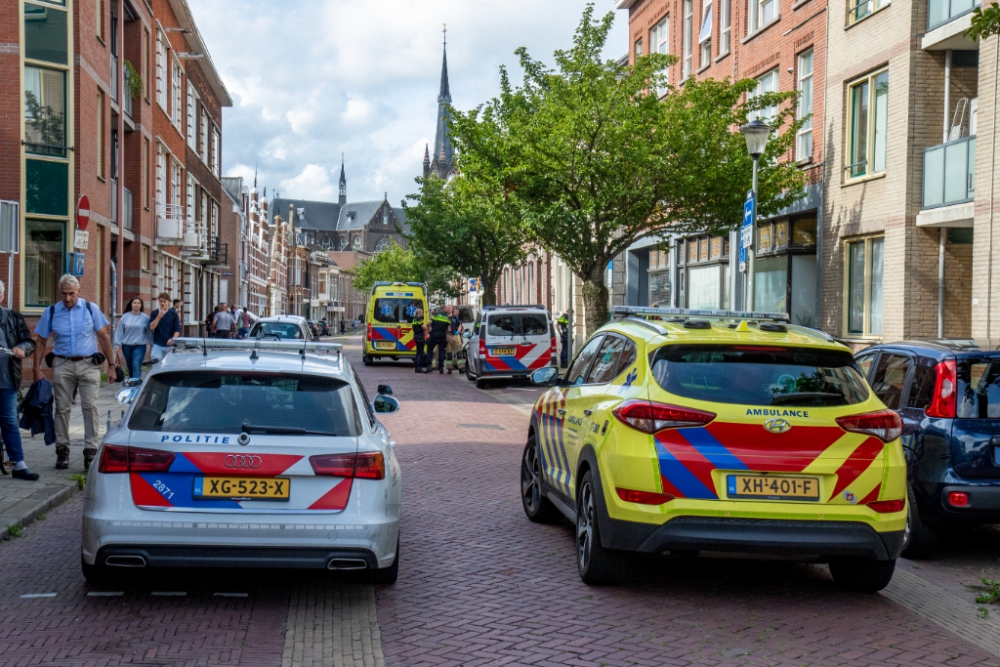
47,299,99,330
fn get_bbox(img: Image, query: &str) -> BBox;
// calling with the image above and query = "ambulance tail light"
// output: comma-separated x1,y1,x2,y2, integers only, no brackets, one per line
867,499,906,513
612,399,716,434
616,487,675,505
836,409,902,443
98,445,175,473
925,359,957,418
366,323,373,342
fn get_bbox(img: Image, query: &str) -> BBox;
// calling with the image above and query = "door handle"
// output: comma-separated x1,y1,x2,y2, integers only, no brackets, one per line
557,409,567,415
583,409,593,416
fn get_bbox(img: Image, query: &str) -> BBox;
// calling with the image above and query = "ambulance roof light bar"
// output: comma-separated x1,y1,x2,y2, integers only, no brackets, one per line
611,306,790,323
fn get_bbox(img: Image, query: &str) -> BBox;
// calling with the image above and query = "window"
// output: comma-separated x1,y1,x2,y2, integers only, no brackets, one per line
200,108,208,160
24,3,68,64
634,37,643,59
652,16,669,95
24,66,66,156
186,174,195,222
749,0,778,32
907,365,937,411
96,0,103,39
587,336,629,384
142,138,149,208
750,68,779,123
155,146,165,208
683,0,693,78
25,219,65,308
212,202,220,237
155,30,166,109
142,28,149,100
846,236,884,336
847,69,888,179
213,127,221,177
566,336,605,387
870,354,911,410
186,82,197,148
171,161,182,210
957,360,1000,419
96,91,104,178
699,0,713,68
141,244,150,271
849,0,889,24
796,49,814,161
720,0,731,55
172,58,182,128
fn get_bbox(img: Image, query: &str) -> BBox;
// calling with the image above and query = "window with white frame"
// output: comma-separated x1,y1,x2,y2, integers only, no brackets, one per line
155,31,166,109
748,0,778,33
683,0,693,78
699,0,713,68
200,108,208,162
171,58,182,128
652,16,669,95
212,127,221,177
171,161,182,210
212,201,219,237
720,0,731,55
846,236,884,336
186,174,196,222
750,68,780,123
796,49,814,161
155,145,165,208
186,82,197,149
846,68,888,179
849,0,888,24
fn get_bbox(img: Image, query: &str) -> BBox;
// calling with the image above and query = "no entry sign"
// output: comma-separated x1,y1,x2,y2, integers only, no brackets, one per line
76,194,90,231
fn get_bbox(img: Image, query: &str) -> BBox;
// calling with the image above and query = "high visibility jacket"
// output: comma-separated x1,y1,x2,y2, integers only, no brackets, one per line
412,319,426,342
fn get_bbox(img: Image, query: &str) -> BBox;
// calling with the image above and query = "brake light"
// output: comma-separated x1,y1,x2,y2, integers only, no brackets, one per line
479,336,486,357
97,445,175,473
835,409,902,443
733,346,789,353
867,499,905,513
616,487,675,505
948,491,969,507
309,452,385,480
366,323,373,342
612,399,716,434
926,359,957,418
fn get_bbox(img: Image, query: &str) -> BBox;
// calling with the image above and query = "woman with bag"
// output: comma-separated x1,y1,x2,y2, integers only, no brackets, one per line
114,297,150,381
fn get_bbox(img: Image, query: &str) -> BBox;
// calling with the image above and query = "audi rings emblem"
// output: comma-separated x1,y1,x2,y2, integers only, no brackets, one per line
224,454,263,469
763,418,792,434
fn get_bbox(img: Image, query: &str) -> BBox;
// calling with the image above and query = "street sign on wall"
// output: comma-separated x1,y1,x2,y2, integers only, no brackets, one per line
71,252,85,276
76,195,90,230
74,230,89,250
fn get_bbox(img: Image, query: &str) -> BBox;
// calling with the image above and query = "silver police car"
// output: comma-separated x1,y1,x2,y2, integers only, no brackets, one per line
81,338,401,583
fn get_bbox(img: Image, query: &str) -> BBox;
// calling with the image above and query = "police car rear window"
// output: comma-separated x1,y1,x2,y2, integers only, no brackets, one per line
128,371,363,436
374,298,421,324
651,345,869,407
487,313,548,337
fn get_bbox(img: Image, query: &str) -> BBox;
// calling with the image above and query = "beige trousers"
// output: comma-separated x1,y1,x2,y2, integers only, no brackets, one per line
52,358,101,452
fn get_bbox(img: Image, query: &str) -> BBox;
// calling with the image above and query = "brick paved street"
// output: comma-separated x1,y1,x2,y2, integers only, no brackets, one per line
0,339,997,666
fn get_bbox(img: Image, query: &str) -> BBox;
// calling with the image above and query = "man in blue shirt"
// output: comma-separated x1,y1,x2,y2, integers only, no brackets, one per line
148,291,181,361
32,274,116,470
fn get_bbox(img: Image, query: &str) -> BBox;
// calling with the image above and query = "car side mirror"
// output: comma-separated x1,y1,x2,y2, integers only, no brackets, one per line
116,387,139,405
530,366,560,387
373,395,400,414
463,331,472,340
377,384,393,396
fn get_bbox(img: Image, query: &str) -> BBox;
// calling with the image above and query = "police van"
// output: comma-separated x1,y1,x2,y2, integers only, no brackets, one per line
466,304,556,388
363,282,428,366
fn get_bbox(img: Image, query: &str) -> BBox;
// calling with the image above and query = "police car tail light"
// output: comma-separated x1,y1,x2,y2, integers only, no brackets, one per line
479,337,486,357
612,399,716,434
835,410,902,443
310,452,385,480
97,445,175,473
550,336,557,361
926,359,957,418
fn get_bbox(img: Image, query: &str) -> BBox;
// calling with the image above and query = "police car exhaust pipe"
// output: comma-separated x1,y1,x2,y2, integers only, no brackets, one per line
105,555,147,568
326,558,368,571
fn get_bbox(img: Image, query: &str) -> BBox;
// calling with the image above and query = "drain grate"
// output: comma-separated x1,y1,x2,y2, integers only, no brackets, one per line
458,423,504,430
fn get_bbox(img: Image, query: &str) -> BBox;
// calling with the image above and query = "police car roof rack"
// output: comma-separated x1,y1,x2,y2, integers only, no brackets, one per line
171,337,343,363
621,317,669,336
482,304,547,311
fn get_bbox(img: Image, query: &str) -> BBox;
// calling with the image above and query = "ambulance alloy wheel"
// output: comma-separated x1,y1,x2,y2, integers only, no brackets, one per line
576,471,627,585
521,434,561,524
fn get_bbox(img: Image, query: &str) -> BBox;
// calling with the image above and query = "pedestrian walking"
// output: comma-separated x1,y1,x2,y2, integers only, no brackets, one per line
339,319,346,336
238,307,252,339
427,310,450,374
213,303,235,339
149,292,181,363
32,274,116,470
412,308,427,373
0,280,38,480
557,313,569,368
114,297,150,381
445,305,464,374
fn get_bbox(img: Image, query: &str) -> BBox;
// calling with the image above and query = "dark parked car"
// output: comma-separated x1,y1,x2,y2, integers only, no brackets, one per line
306,320,320,337
855,340,1000,558
318,320,330,336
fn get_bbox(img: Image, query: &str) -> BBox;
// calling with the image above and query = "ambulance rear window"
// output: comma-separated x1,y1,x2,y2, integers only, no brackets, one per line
373,298,421,324
651,345,869,407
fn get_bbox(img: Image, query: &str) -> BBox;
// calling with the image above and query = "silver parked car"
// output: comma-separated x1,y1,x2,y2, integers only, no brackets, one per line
249,315,315,341
81,338,402,583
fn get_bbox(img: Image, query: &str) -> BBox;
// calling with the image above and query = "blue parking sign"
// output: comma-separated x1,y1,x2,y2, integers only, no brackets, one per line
740,192,755,266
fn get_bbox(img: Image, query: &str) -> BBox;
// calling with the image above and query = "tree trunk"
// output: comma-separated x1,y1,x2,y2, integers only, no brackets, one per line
581,264,609,337
481,276,497,307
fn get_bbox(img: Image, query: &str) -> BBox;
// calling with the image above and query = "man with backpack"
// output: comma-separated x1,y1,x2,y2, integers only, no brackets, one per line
32,274,116,470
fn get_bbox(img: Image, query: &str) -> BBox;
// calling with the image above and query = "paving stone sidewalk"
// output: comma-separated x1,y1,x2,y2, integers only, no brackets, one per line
0,376,125,540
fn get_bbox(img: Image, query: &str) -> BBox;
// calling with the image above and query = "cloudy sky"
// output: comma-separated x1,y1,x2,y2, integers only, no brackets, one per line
186,0,627,206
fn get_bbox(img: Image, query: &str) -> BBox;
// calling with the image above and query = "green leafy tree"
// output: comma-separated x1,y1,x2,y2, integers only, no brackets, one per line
405,169,528,307
461,5,805,334
966,2,1000,39
352,242,462,304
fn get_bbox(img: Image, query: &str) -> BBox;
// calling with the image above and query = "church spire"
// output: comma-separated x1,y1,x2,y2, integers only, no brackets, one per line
430,25,455,180
438,25,451,104
338,153,347,206
423,144,431,179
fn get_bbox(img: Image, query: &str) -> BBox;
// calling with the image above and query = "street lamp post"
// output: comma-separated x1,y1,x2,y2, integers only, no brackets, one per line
739,117,771,312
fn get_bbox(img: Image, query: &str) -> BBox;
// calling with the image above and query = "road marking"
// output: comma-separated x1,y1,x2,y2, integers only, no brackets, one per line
282,583,385,667
881,568,1000,658
458,423,504,430
87,591,124,597
20,593,56,598
213,592,248,597
150,591,186,596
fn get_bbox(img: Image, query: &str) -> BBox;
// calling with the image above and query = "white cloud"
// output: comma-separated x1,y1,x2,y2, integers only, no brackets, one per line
189,0,627,204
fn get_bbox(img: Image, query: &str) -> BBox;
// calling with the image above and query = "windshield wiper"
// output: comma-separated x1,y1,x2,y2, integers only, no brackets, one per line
240,421,337,436
770,392,845,405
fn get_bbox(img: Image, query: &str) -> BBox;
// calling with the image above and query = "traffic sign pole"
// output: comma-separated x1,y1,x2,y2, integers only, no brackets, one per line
747,158,760,311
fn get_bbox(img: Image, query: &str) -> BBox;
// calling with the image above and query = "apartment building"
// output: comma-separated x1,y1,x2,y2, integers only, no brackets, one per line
615,0,825,326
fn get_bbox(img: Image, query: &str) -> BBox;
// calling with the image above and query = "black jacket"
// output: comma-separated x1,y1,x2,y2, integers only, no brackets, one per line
429,315,450,342
412,320,426,342
0,308,35,388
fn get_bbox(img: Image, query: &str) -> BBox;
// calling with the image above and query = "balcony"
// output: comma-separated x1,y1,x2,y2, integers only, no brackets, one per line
924,0,981,48
918,135,976,227
123,187,133,232
155,203,203,248
205,237,229,265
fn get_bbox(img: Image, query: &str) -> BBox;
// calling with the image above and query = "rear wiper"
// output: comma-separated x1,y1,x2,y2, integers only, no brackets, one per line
770,392,844,405
240,421,337,436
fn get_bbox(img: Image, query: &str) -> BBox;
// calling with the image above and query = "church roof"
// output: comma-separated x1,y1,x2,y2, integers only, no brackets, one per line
270,197,342,232
337,201,384,231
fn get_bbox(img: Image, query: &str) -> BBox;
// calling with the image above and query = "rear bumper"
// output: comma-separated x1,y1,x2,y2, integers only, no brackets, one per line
93,544,381,570
602,515,904,561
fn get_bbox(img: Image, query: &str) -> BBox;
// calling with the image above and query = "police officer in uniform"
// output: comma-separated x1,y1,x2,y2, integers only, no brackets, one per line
557,313,570,368
427,310,451,374
446,305,465,374
412,308,428,373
